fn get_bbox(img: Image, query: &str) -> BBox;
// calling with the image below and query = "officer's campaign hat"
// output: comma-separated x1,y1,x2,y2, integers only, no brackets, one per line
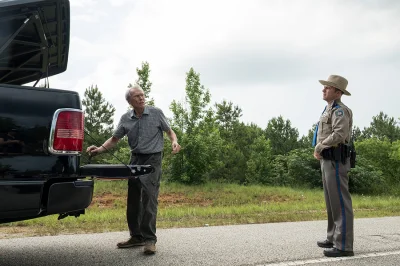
319,75,351,96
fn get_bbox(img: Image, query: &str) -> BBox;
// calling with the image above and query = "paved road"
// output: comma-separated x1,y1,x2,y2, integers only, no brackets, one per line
0,217,399,266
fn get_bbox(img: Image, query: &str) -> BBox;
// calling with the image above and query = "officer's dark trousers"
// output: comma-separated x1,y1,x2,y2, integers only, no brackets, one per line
321,158,354,251
127,152,162,244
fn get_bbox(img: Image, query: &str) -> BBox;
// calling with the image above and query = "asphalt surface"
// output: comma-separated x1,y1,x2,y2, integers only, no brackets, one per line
0,216,399,266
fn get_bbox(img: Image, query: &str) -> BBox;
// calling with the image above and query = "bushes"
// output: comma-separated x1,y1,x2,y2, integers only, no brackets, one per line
348,156,386,194
161,110,399,195
244,137,273,184
270,148,321,188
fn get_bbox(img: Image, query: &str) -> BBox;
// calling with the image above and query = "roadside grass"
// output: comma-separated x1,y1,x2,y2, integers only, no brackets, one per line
1,181,400,239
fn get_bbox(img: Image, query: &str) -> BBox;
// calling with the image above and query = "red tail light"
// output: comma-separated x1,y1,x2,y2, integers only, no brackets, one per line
49,109,84,154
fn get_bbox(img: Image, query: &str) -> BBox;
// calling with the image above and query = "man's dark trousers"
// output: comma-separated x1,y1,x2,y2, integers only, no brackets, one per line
127,152,162,243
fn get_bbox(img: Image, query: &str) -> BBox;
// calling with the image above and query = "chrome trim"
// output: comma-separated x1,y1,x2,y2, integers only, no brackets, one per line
48,108,84,155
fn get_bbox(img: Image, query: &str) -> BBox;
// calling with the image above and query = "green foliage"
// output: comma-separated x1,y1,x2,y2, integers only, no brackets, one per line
352,126,362,142
244,137,273,184
299,124,316,148
101,138,131,165
231,122,264,157
79,68,400,196
355,138,400,184
168,68,216,184
391,140,400,160
82,85,116,163
208,142,246,183
348,155,386,194
215,122,265,184
169,68,211,133
265,116,299,155
286,148,321,188
215,100,242,140
185,68,211,133
269,155,289,186
361,112,400,142
168,128,223,184
270,148,320,188
169,100,186,132
129,61,155,106
82,85,115,136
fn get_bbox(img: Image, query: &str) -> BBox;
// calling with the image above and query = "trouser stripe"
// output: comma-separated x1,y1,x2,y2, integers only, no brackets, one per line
335,160,346,250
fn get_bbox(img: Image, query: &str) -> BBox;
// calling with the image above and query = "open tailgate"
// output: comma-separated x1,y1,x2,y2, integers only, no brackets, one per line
80,164,155,180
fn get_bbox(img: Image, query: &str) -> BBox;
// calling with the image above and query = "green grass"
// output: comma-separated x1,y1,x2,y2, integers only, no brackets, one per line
1,181,400,238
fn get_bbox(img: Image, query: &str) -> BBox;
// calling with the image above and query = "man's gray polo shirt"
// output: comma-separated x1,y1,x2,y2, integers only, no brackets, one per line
113,106,171,154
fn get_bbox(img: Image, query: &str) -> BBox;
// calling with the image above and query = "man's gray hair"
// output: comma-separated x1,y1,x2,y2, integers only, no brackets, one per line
125,84,143,102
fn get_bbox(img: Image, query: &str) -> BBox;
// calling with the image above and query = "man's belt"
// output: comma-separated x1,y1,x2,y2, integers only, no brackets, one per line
131,152,162,157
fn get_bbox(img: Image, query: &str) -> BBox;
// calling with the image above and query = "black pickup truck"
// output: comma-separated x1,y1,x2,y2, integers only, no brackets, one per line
0,0,151,224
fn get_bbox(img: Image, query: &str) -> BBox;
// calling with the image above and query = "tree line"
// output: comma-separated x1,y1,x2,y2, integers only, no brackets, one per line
82,62,400,195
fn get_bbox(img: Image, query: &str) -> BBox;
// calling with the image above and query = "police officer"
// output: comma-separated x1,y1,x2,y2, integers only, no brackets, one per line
312,75,354,257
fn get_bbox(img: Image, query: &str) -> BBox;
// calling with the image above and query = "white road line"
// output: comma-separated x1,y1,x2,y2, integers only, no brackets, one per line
258,250,400,266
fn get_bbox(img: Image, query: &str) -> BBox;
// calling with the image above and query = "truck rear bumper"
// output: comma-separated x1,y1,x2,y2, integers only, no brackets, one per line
47,180,94,214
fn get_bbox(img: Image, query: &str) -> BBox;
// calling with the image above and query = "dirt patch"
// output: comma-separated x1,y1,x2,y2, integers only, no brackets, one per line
90,193,122,208
0,227,36,239
90,192,302,208
90,192,214,208
258,194,304,203
159,192,213,207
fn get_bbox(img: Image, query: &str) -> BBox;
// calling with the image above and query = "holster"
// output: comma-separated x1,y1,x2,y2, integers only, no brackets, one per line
349,148,356,168
321,144,350,165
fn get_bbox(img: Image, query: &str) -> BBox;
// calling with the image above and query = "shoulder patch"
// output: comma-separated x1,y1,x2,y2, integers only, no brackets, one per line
335,109,344,117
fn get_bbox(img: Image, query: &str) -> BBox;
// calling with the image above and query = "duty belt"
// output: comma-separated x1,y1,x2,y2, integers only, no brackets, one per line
321,144,350,164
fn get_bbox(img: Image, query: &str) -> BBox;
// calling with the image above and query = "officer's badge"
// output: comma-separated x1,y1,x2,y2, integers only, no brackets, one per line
335,109,344,117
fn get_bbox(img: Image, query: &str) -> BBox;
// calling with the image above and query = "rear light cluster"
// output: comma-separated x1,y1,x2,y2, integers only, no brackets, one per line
49,109,84,154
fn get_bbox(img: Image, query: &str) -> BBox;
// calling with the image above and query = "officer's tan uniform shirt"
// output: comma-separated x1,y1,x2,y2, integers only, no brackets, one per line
315,99,353,154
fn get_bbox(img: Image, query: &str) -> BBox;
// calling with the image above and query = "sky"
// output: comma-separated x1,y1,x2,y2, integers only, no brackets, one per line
43,0,400,137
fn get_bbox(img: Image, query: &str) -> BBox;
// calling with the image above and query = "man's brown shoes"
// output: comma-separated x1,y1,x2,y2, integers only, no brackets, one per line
117,237,145,248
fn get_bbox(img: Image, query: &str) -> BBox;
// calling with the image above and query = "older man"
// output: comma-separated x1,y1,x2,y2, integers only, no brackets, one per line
312,75,354,257
87,84,181,255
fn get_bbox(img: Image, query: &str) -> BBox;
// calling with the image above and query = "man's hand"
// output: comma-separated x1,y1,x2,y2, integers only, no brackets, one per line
87,145,101,157
171,141,181,154
86,137,119,157
313,151,322,160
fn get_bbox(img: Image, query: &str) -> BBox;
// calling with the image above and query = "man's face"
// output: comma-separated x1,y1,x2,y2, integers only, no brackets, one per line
322,86,341,102
129,88,145,109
